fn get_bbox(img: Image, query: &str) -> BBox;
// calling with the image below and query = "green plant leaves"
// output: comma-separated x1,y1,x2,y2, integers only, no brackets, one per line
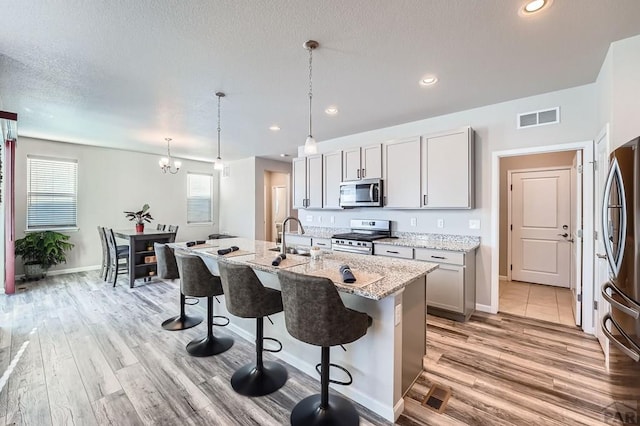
14,231,74,269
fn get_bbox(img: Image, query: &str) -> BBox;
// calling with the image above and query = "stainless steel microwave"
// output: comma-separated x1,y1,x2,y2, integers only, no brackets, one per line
339,179,383,208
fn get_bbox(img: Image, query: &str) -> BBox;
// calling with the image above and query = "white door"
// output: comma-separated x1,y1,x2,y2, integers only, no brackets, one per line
510,168,572,287
272,185,288,243
571,151,583,326
594,126,610,363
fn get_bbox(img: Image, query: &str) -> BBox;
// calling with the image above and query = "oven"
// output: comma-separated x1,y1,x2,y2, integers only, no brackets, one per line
331,219,391,255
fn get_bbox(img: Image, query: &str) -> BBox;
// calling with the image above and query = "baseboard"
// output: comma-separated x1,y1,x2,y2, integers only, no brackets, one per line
15,264,101,280
499,275,508,281
394,399,406,421
475,303,496,314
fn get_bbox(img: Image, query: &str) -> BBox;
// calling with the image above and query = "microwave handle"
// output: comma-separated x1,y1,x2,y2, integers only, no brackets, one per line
369,184,375,202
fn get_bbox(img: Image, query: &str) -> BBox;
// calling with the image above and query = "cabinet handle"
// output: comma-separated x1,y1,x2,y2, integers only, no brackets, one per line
423,194,427,205
386,250,399,254
316,242,327,246
383,195,387,206
430,255,446,259
357,169,360,179
362,168,366,178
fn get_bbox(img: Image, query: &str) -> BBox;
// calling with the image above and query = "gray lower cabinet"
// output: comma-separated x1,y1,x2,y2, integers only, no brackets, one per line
414,248,476,322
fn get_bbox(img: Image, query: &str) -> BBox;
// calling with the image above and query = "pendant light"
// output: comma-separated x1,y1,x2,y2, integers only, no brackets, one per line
158,137,181,174
213,91,225,171
303,40,319,155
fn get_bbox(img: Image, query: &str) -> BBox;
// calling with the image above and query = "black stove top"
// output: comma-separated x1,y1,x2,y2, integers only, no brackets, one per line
331,232,389,242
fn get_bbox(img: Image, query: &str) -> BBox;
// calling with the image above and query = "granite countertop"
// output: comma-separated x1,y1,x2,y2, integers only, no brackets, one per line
284,226,348,240
173,237,437,300
375,232,480,252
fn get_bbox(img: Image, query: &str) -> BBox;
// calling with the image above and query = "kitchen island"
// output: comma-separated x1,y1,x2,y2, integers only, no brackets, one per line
174,238,437,422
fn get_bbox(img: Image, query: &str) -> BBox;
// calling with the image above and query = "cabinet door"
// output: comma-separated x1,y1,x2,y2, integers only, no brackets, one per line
362,144,382,179
384,137,421,208
343,147,361,181
306,155,323,209
422,127,474,209
292,157,307,209
426,264,465,313
323,151,342,209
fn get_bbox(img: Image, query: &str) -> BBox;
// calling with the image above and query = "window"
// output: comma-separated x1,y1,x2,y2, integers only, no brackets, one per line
187,173,213,224
27,156,78,230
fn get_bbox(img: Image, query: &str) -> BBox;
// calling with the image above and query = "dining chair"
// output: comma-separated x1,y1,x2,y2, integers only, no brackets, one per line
157,224,167,231
97,226,110,281
167,225,179,242
106,228,129,286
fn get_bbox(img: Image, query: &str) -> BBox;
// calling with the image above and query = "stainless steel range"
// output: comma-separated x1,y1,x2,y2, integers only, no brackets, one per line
331,219,391,255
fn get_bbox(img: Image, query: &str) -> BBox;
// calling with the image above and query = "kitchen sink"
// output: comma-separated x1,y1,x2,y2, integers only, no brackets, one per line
268,247,311,257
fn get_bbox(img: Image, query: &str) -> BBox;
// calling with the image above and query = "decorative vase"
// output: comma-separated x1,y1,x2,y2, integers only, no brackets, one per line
136,223,144,233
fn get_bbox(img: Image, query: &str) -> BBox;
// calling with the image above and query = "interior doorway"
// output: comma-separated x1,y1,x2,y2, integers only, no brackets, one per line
263,171,290,243
491,141,595,334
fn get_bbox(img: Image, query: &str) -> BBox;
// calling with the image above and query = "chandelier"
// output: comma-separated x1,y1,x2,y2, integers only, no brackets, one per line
158,137,181,174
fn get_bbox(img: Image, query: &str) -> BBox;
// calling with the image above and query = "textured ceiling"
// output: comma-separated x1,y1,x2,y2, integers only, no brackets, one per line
1,0,640,162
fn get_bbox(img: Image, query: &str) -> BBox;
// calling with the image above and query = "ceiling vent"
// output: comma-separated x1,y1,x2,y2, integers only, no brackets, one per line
517,107,560,129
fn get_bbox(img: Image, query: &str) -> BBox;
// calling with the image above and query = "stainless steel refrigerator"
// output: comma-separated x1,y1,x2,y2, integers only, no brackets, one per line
601,136,640,362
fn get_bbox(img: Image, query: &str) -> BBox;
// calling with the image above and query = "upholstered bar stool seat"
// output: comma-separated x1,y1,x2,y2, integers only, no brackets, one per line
175,252,233,357
278,270,370,426
218,262,288,396
155,243,202,331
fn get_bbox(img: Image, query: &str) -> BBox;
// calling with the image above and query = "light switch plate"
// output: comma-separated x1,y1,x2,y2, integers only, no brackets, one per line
395,304,402,326
410,218,417,227
437,219,444,228
306,215,313,222
469,219,481,229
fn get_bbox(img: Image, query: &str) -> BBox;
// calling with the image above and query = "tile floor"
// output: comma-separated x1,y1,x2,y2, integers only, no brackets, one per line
499,279,576,326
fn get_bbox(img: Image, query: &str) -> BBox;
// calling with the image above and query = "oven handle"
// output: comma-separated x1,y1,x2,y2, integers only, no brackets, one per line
602,313,640,362
332,246,372,255
601,281,640,319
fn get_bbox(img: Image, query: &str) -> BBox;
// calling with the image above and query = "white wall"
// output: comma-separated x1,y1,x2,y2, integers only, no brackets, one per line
296,83,598,306
610,34,640,149
15,137,218,274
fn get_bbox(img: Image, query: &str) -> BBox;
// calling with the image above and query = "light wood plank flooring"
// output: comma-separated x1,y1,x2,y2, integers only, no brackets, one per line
2,272,639,425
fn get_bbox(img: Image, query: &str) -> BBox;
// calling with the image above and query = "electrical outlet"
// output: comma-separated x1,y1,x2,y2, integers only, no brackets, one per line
410,217,417,227
330,216,335,224
306,215,313,222
437,219,444,228
395,304,402,326
469,219,481,230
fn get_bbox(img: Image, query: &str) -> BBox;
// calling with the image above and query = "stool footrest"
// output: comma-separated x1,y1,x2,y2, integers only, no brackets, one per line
262,337,282,353
184,297,199,306
212,315,230,327
314,362,353,386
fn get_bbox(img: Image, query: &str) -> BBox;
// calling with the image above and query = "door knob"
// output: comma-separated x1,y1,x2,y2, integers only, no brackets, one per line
596,253,608,259
557,233,569,238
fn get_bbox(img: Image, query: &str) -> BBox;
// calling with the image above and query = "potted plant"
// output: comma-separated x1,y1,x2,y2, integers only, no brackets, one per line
124,203,153,232
15,231,75,280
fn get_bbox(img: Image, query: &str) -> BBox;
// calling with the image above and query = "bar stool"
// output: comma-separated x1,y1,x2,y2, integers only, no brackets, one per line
278,270,371,426
155,243,202,331
218,262,288,396
175,252,233,357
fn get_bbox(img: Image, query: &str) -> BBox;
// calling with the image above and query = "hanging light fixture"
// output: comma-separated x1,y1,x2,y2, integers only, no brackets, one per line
213,91,225,171
303,40,319,155
158,137,181,174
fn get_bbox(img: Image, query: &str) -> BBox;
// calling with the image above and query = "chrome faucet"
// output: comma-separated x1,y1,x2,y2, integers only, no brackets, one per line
281,216,305,256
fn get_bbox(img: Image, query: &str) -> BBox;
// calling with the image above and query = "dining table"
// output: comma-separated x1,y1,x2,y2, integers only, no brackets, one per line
113,229,176,287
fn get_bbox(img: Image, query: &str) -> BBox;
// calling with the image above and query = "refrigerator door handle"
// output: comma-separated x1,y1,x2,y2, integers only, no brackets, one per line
602,313,640,362
601,157,627,277
601,281,640,319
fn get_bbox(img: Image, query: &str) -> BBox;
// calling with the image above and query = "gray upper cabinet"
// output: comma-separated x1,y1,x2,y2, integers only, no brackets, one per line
292,155,323,209
383,137,421,208
322,150,342,209
343,144,382,181
421,127,475,209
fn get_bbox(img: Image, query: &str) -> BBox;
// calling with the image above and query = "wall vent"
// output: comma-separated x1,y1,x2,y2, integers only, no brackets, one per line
517,107,560,129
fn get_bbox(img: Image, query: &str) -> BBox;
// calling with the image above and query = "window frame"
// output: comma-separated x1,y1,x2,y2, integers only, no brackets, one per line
26,155,79,231
186,172,214,225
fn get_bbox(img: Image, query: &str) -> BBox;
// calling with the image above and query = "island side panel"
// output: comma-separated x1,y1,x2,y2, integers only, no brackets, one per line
401,275,427,396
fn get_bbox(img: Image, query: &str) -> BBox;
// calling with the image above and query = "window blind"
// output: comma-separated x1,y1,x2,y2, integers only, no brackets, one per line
187,173,213,223
27,156,78,229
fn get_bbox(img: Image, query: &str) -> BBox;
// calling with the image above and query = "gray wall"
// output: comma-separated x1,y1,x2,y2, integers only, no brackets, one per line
15,137,219,274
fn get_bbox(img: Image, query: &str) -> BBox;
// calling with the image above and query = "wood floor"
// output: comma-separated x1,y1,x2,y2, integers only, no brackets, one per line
2,272,639,425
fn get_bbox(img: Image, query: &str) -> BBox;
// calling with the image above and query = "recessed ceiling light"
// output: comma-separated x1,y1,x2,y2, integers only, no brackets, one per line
521,0,551,14
269,125,281,131
325,106,339,115
419,76,438,86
